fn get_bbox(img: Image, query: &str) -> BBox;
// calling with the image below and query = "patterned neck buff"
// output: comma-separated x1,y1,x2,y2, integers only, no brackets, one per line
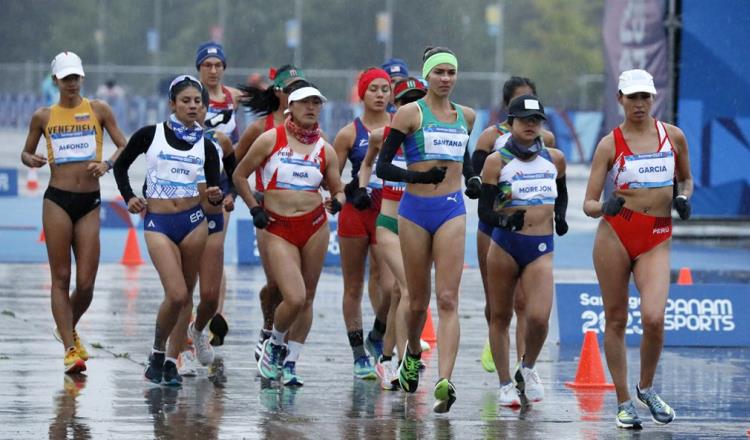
169,114,204,145
284,115,321,145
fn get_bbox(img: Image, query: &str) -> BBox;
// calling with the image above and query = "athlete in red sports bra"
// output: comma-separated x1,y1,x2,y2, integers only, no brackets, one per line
584,69,693,429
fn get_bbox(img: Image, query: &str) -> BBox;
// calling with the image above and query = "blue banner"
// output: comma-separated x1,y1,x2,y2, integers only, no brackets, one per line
0,168,18,196
556,283,749,347
237,219,341,266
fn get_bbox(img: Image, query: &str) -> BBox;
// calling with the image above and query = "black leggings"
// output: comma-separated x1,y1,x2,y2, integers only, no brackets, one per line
44,186,101,224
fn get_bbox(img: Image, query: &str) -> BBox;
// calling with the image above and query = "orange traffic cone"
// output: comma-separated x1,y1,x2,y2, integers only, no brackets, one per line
565,330,615,389
121,228,144,266
38,228,45,243
27,168,39,191
677,267,693,285
421,308,437,343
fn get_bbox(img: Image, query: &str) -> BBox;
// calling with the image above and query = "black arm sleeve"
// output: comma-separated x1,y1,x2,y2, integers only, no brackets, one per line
478,183,502,226
221,152,237,193
114,125,155,203
376,128,411,182
462,148,476,182
203,140,221,188
555,175,568,220
472,149,490,178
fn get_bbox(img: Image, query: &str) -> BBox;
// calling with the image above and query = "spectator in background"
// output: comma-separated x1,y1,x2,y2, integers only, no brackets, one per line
41,75,59,106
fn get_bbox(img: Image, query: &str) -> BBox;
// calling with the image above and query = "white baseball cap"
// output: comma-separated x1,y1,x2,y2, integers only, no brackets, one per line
618,69,656,95
51,51,85,79
288,86,327,104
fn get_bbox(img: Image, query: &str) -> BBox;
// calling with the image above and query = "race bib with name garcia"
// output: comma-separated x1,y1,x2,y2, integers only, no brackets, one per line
620,151,675,189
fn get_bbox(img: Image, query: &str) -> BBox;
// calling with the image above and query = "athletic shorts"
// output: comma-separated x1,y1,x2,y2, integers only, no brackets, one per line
266,204,327,249
604,207,672,261
376,213,398,235
44,186,101,224
206,212,225,235
477,218,494,236
491,228,554,270
337,202,379,244
144,204,205,244
398,190,466,235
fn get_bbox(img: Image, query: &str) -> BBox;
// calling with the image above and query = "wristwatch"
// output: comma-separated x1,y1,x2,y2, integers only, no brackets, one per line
105,159,114,172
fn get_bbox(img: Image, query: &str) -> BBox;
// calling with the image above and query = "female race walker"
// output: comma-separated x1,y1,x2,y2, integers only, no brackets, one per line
376,47,481,413
472,76,556,373
114,75,223,386
195,42,243,344
584,69,692,429
234,86,345,386
21,51,127,374
357,77,427,389
478,95,567,407
333,67,393,379
235,65,309,362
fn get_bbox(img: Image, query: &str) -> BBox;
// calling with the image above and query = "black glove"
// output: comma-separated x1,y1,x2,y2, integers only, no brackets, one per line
250,206,270,229
409,166,447,184
500,210,525,231
205,110,232,128
602,196,625,216
352,187,371,210
464,176,482,200
555,213,569,236
344,179,359,199
673,195,691,220
330,198,343,214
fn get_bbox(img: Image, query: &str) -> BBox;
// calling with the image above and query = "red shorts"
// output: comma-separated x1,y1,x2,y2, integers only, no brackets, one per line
337,202,378,244
266,204,327,249
604,207,672,261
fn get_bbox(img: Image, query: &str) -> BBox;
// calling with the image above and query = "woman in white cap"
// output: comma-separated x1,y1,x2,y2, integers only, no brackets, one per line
233,86,345,386
584,68,693,429
376,46,481,413
478,94,567,408
20,51,127,374
114,75,223,386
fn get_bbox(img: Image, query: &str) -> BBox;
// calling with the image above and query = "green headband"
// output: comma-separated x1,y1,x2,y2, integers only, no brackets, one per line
273,67,306,89
422,52,458,79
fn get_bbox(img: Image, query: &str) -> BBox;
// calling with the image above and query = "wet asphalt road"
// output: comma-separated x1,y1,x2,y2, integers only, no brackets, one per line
0,264,748,439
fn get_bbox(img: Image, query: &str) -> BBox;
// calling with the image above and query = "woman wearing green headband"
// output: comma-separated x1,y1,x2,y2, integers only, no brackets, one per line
375,46,481,413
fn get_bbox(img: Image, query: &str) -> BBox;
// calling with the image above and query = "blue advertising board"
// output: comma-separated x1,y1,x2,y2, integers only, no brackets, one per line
0,168,18,196
237,219,341,266
556,283,749,347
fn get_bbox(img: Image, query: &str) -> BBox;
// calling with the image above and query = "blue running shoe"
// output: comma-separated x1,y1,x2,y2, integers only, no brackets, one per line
162,360,182,387
636,385,675,424
354,355,377,380
144,352,164,385
365,333,384,361
616,400,643,429
258,340,286,380
282,361,304,387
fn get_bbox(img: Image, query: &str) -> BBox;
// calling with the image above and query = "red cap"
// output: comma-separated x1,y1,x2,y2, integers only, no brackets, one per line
357,68,391,100
393,77,426,100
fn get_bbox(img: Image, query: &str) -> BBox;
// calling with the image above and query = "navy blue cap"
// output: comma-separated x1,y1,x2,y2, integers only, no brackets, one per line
381,58,409,79
195,42,226,70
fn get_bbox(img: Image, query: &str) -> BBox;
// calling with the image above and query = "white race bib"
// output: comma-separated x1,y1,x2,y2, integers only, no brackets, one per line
423,125,468,161
51,129,97,164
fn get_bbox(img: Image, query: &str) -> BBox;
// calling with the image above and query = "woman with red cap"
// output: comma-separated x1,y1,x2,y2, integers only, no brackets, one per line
584,69,692,429
332,67,393,379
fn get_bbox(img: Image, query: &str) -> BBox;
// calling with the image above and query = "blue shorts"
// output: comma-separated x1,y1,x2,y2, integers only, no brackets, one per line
144,205,206,244
398,191,466,235
477,219,494,236
491,228,553,270
207,213,224,235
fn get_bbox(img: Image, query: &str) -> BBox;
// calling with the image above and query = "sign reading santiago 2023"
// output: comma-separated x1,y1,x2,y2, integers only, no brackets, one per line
556,284,749,347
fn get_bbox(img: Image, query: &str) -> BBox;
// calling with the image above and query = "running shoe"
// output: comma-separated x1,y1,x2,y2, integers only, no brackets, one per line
144,352,165,384
616,400,643,429
636,384,676,424
397,348,421,393
420,339,431,351
63,347,86,374
178,349,198,377
364,333,384,361
514,365,544,402
353,355,377,380
282,361,304,387
254,329,271,362
54,328,89,361
375,357,397,391
433,378,457,413
258,339,286,380
188,322,215,366
498,382,521,407
162,359,182,387
481,339,496,373
209,313,229,347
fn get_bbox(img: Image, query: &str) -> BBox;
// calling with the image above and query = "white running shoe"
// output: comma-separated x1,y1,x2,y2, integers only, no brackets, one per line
515,365,544,402
178,349,198,377
375,358,398,390
420,339,431,351
188,322,215,366
498,382,521,407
